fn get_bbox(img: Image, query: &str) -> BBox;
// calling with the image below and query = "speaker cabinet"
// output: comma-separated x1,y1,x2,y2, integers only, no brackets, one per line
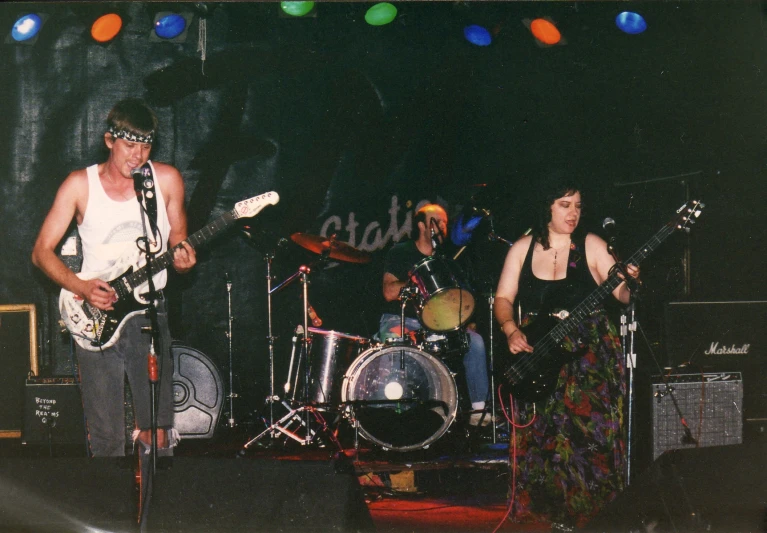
0,458,135,531
664,301,767,422
652,372,742,460
0,304,39,438
22,377,86,447
584,442,767,532
147,458,374,532
0,457,373,532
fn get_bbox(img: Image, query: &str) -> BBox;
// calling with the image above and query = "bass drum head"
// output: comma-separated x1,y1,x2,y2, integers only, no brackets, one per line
341,344,457,452
172,343,224,439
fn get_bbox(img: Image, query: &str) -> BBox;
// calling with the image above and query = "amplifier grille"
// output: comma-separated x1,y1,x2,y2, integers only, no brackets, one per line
652,372,742,459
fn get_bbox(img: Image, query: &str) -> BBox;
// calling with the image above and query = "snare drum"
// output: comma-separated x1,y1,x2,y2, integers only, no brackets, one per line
417,329,469,360
408,256,475,332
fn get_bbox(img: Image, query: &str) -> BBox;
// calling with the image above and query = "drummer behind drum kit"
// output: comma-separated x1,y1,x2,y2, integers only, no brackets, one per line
242,232,480,453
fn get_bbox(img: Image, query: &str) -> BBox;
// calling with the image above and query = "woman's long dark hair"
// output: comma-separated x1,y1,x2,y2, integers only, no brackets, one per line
531,175,586,250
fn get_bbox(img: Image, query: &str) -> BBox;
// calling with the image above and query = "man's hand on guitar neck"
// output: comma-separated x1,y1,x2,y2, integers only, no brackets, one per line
79,278,118,311
171,241,196,274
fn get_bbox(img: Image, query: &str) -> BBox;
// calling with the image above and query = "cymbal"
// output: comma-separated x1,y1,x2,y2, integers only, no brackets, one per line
290,233,372,264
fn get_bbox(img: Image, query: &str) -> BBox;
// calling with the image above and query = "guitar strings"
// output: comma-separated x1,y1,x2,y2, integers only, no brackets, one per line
507,221,681,380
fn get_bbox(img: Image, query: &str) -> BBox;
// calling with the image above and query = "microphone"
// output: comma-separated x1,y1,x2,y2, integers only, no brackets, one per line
131,167,144,193
602,217,617,242
131,164,153,194
429,219,440,251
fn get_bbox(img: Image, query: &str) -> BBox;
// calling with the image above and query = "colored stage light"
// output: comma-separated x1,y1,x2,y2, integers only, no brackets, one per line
11,13,43,42
154,13,187,40
530,18,561,45
280,2,315,17
91,13,123,43
616,12,647,35
463,24,492,47
365,3,397,26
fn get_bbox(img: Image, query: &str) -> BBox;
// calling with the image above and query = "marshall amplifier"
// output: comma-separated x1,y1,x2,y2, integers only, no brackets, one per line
664,301,767,422
652,372,743,459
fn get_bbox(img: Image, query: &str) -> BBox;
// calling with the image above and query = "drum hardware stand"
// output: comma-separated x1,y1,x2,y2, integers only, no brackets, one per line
485,217,518,442
263,250,278,434
487,290,497,443
224,272,238,428
242,261,331,450
397,285,419,339
257,250,317,441
240,233,281,439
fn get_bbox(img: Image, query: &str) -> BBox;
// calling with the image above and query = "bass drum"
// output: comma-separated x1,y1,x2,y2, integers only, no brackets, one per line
341,342,458,452
172,343,224,439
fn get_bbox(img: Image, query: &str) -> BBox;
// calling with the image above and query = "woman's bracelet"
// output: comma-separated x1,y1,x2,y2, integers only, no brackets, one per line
501,319,519,338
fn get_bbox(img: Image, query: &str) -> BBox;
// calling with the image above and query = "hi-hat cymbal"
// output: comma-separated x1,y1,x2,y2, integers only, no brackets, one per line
290,233,372,264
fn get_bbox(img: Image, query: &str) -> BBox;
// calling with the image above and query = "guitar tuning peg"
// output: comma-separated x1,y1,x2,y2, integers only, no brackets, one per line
684,227,691,234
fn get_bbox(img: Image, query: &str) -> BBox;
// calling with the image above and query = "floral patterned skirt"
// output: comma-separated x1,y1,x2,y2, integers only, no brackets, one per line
509,312,626,529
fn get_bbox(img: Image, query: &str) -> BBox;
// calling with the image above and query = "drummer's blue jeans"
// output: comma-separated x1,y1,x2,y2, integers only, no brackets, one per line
378,313,490,405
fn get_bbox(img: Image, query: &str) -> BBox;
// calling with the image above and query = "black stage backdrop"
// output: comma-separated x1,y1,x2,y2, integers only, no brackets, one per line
1,2,765,443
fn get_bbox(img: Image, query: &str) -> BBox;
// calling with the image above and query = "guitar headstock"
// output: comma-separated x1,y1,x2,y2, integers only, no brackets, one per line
672,199,705,233
234,191,280,219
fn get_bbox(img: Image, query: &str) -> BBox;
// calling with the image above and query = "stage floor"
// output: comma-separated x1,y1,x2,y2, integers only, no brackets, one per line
0,420,537,532
3,420,764,532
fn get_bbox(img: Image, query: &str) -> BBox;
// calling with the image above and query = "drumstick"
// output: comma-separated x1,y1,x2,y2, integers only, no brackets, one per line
453,246,467,260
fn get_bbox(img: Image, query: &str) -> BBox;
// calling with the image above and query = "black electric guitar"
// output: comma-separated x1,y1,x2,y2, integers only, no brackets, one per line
503,199,705,402
60,191,279,351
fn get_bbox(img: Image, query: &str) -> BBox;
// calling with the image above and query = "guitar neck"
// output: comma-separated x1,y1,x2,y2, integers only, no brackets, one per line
116,209,239,292
546,223,677,345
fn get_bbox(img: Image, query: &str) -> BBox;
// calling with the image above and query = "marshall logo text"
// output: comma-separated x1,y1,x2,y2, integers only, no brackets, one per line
704,342,751,355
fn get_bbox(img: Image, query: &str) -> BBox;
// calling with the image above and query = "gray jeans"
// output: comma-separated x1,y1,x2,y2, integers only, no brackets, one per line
76,300,174,457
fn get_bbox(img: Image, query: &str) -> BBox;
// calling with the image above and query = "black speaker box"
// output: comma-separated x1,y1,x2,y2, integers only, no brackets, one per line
0,457,374,532
147,457,374,532
664,301,767,422
22,377,86,446
583,442,767,532
0,457,136,532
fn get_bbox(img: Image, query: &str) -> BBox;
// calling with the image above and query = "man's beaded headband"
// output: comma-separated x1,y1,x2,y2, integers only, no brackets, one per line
108,125,154,144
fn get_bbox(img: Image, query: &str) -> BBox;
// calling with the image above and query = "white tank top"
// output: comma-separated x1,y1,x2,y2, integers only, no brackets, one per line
79,161,171,289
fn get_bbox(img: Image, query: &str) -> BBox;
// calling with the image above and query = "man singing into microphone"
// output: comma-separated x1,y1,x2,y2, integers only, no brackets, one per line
32,98,196,456
379,203,491,427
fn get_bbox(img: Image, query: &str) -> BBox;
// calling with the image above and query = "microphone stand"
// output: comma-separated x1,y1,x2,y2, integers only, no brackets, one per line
608,238,639,487
135,182,162,473
133,170,162,529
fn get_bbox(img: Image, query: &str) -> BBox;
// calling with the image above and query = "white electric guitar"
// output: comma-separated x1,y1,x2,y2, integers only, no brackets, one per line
60,191,279,351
